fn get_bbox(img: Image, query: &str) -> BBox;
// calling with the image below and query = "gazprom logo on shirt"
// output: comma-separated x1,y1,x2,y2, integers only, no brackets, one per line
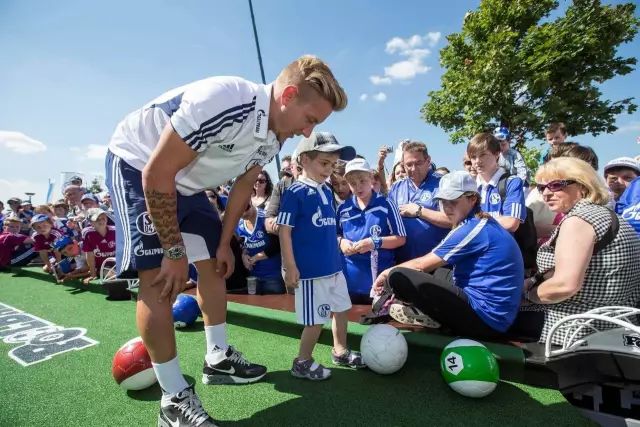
622,202,640,221
311,207,336,228
255,109,266,134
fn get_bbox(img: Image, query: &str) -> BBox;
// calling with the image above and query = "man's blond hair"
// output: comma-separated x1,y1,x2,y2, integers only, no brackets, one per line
277,55,347,111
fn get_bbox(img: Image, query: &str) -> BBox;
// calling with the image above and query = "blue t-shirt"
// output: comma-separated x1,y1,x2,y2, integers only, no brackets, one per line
616,176,640,236
388,173,449,263
277,176,341,279
479,170,526,222
433,213,523,332
236,209,281,279
337,191,406,295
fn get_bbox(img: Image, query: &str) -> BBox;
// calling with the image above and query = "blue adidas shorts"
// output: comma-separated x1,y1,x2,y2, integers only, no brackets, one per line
105,150,221,277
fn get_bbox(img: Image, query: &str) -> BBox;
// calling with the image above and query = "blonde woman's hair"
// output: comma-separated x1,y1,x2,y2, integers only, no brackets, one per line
277,55,347,111
535,157,610,205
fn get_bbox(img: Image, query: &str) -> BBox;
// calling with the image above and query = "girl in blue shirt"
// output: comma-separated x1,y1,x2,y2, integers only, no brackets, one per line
373,171,530,339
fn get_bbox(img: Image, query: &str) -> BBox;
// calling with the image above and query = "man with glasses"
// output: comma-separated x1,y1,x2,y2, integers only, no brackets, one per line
388,141,450,263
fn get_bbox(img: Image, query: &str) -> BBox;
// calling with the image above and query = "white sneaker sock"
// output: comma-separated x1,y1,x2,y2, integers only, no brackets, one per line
152,356,189,395
205,323,228,365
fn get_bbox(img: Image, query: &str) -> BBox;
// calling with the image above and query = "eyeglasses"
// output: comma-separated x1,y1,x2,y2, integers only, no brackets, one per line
536,180,576,193
256,179,267,184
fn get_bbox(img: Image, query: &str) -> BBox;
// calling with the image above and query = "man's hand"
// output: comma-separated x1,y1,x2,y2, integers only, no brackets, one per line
152,256,189,303
284,263,300,289
372,268,391,295
399,203,421,218
215,243,235,279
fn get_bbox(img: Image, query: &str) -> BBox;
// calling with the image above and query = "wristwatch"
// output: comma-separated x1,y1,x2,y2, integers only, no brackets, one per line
164,245,186,260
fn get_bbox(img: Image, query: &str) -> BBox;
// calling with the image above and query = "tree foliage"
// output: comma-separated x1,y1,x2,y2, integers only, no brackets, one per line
89,178,103,194
421,0,640,148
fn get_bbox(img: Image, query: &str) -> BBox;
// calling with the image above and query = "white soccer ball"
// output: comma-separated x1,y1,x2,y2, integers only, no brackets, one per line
361,324,408,375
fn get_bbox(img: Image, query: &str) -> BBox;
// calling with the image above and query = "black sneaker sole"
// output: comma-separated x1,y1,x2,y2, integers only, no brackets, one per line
202,372,266,385
158,414,220,427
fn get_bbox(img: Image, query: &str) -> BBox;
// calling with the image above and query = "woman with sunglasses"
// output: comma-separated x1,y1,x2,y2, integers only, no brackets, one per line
522,157,640,345
372,171,524,339
252,171,273,210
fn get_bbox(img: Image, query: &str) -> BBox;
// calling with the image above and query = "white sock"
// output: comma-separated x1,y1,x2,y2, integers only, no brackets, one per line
205,323,228,364
152,356,189,395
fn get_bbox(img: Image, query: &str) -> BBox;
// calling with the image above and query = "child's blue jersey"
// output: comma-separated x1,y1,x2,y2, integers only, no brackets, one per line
478,169,526,222
337,191,406,295
277,176,341,279
236,209,281,279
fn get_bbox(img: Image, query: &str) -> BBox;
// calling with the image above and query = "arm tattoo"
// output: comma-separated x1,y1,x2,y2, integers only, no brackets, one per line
145,189,183,248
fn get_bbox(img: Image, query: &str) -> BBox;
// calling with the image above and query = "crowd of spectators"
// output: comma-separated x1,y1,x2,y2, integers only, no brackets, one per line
2,123,639,346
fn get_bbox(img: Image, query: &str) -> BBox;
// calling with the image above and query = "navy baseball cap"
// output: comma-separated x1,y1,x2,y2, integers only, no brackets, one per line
493,126,511,141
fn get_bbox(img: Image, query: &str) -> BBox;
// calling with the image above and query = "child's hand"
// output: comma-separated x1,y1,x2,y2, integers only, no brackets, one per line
83,276,96,285
43,264,52,273
241,253,253,270
340,238,356,255
353,238,374,254
284,264,300,289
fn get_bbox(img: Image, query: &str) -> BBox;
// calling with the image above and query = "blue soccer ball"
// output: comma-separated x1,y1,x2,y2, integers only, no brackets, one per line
172,294,200,328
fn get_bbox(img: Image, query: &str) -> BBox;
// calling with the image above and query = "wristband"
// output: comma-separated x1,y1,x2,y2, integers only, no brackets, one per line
415,206,423,218
371,237,382,250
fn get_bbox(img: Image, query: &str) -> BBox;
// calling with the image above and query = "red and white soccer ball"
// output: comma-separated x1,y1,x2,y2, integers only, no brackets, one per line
112,337,157,390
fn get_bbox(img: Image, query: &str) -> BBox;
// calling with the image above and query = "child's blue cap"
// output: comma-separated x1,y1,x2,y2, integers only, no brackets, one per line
30,214,50,226
53,236,73,250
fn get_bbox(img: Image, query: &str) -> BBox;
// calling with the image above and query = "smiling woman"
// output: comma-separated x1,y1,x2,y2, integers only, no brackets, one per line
522,157,640,345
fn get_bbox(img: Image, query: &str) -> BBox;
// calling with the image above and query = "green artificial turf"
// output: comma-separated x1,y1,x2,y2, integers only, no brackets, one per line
0,267,593,426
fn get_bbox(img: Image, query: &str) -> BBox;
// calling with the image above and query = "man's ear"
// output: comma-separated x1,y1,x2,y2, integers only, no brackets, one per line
280,85,300,107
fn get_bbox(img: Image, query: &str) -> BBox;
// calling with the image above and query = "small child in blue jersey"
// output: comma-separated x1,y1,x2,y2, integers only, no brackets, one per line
337,158,406,303
277,132,364,380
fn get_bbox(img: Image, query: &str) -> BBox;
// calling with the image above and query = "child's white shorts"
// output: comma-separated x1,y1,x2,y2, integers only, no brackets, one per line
295,271,352,326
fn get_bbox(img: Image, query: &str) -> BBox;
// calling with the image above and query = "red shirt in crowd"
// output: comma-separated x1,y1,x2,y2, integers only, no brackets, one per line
32,229,63,252
81,225,116,270
0,231,29,267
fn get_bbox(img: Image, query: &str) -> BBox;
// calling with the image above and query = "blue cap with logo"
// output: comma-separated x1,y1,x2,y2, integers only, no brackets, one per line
493,126,511,141
53,236,74,250
30,214,50,226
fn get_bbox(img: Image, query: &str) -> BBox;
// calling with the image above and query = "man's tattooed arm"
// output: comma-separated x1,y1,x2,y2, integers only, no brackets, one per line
144,189,183,249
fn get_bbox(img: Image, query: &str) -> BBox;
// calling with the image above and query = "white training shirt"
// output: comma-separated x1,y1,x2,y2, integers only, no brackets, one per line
108,76,280,195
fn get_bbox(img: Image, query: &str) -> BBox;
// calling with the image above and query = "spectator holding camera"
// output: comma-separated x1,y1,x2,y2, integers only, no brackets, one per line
63,185,84,216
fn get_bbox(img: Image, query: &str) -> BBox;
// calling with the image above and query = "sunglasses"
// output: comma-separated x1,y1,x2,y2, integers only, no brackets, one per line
463,161,472,166
256,179,267,184
536,179,576,193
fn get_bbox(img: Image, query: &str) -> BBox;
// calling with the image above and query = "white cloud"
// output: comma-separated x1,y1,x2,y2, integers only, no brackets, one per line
370,75,392,85
359,93,368,101
0,131,47,154
373,92,387,102
370,31,441,85
0,178,46,205
615,121,640,134
69,144,108,160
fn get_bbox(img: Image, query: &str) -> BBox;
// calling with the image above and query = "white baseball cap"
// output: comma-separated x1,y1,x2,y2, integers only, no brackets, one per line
434,171,478,201
604,157,640,175
295,132,356,162
344,158,372,176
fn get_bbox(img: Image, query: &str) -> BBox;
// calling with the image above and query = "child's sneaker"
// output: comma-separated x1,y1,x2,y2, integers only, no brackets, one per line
389,303,441,329
290,358,331,381
331,349,366,369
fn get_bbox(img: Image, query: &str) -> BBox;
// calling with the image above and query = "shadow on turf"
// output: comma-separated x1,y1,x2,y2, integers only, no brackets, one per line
126,375,197,401
222,370,589,426
9,267,137,301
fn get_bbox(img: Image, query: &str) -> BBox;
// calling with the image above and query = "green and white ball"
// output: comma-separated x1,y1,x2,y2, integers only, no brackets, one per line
440,339,499,398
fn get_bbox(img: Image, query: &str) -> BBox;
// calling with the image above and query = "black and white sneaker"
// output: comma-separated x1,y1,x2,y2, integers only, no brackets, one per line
158,385,218,427
202,346,267,385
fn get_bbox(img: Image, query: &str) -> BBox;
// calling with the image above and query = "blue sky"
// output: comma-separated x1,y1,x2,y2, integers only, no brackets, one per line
1,0,639,204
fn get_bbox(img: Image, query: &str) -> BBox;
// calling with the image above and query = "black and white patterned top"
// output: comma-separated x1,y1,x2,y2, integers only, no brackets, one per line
530,199,640,344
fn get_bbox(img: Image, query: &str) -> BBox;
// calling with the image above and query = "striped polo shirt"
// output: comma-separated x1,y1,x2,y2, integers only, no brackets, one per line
108,76,280,195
